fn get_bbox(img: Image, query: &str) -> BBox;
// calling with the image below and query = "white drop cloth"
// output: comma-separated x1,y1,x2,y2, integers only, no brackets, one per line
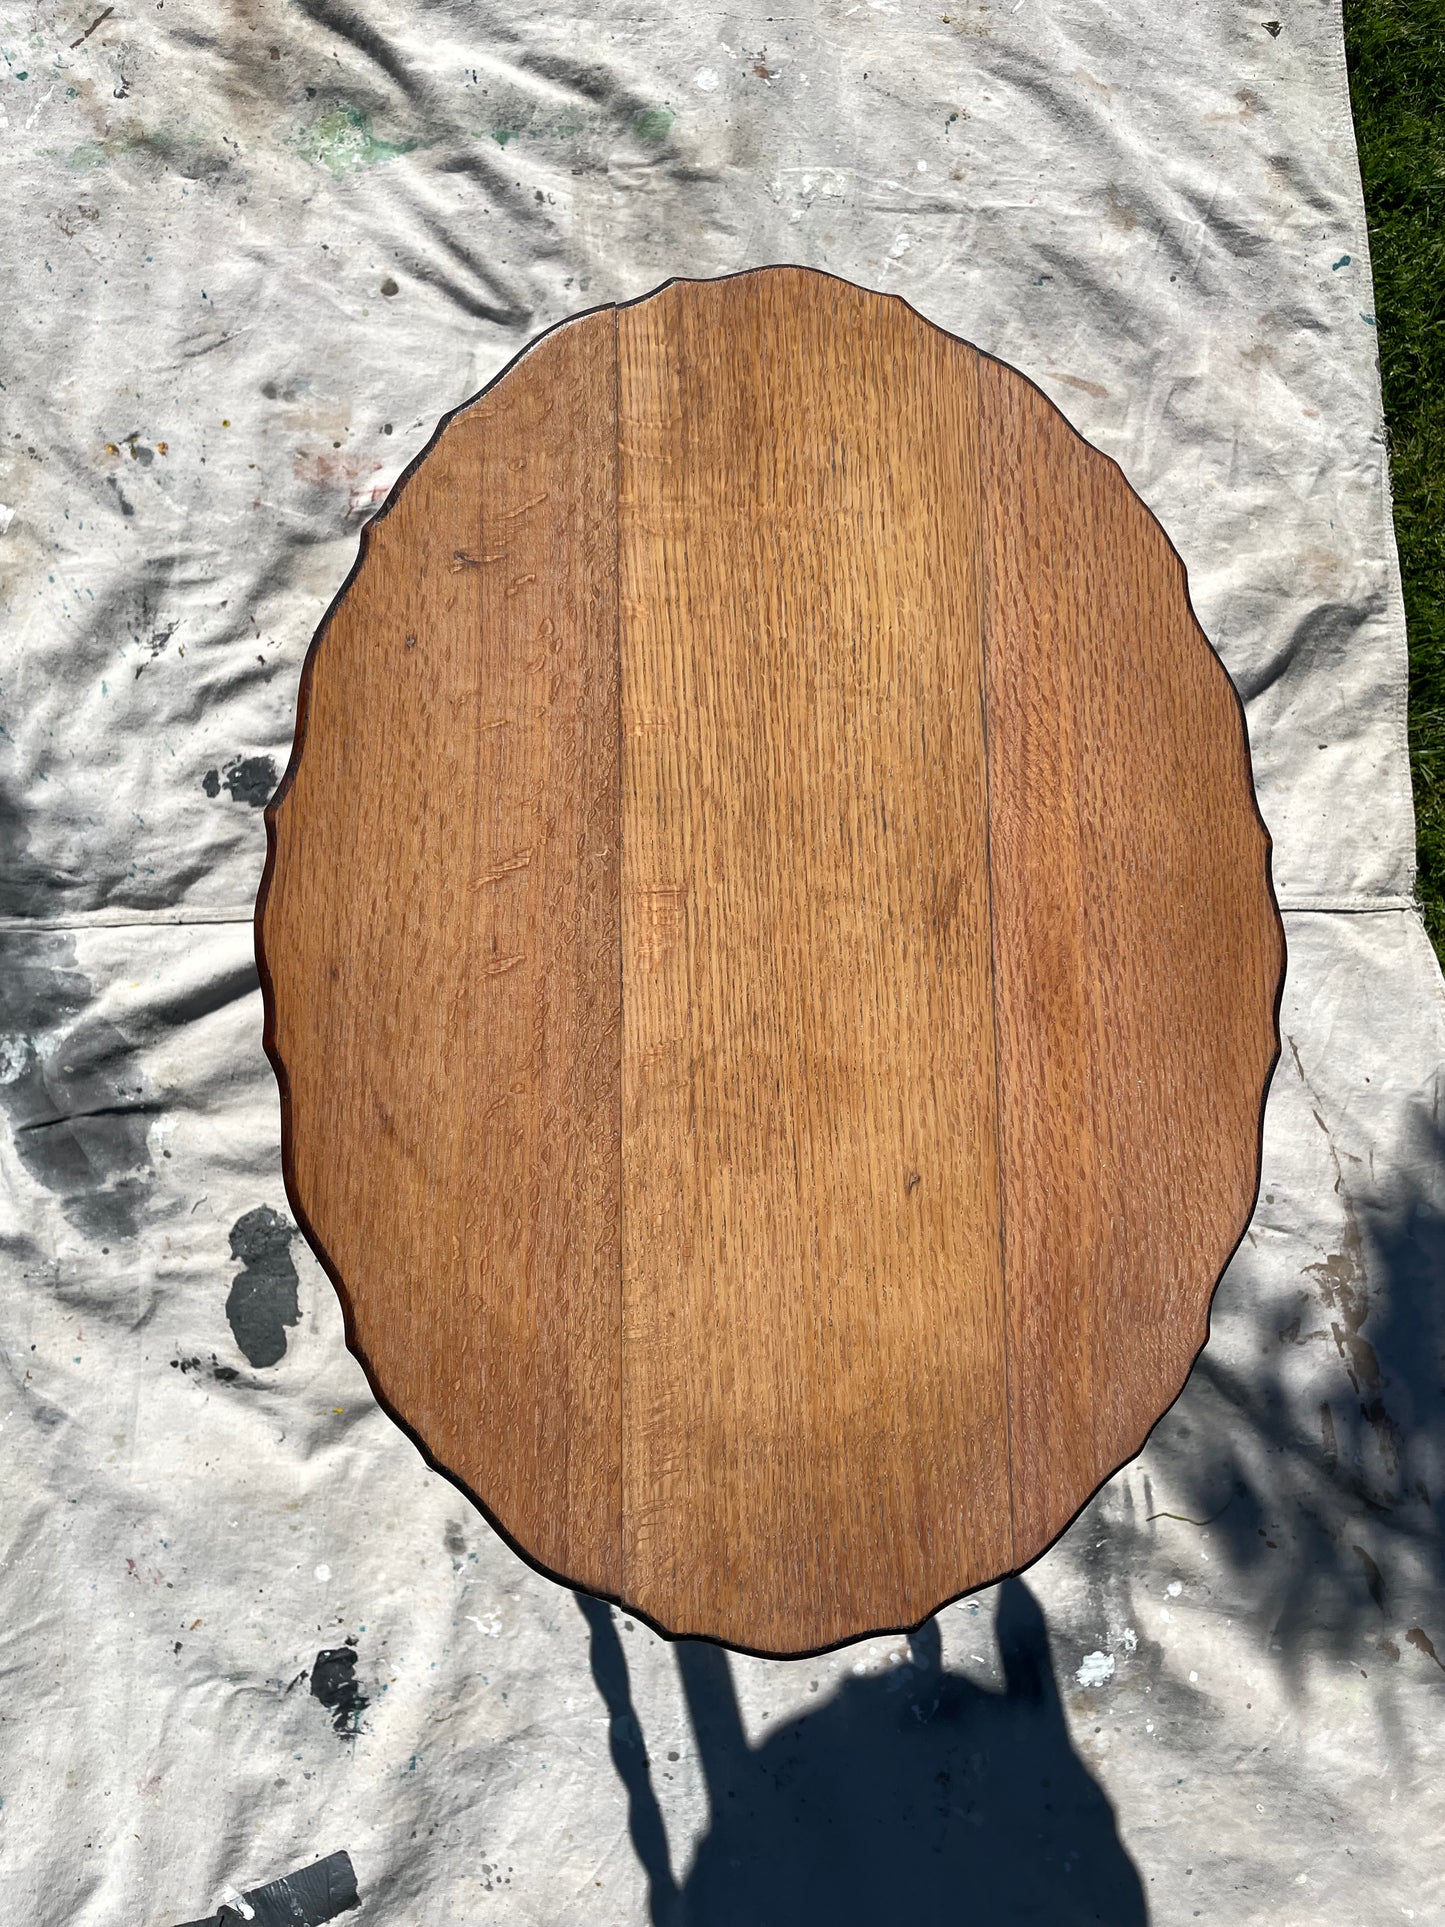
1,3,1440,1922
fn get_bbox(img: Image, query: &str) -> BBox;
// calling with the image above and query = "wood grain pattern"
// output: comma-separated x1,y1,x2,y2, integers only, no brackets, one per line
977,361,1284,1561
263,314,622,1595
259,268,1283,1655
617,273,1010,1651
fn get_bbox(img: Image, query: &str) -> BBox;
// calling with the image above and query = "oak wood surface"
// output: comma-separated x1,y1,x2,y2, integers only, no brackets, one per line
977,362,1285,1561
618,275,1010,1651
259,267,1283,1655
263,316,622,1595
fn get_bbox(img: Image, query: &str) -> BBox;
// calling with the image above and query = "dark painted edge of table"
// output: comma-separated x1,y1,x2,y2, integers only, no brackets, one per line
254,265,1288,1661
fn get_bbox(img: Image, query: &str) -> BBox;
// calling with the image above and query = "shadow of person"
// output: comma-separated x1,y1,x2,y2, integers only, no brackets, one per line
577,1578,1147,1926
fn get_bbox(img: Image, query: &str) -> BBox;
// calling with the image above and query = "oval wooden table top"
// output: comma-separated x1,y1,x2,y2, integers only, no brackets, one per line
258,267,1284,1658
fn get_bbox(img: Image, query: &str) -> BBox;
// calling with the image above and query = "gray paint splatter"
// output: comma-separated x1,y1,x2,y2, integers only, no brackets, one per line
225,1206,299,1367
0,771,72,918
0,933,157,1241
201,754,278,808
174,1849,360,1927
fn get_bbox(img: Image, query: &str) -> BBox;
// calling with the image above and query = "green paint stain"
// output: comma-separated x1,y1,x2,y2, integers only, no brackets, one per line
57,124,228,177
297,103,418,176
632,106,673,143
1333,253,1352,269
492,128,518,146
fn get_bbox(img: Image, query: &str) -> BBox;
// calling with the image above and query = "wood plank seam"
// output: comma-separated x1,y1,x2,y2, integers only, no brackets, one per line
611,301,625,1604
970,346,1020,1579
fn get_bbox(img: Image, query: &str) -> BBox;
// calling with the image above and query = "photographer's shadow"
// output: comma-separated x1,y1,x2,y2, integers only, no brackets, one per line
578,1577,1146,1926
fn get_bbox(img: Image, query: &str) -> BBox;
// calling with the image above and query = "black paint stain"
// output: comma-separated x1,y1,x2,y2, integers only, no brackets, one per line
311,1646,368,1737
202,754,278,808
1351,1543,1386,1612
225,1207,299,1368
70,8,114,52
171,1352,241,1384
478,1859,513,1894
174,1849,359,1927
134,628,176,677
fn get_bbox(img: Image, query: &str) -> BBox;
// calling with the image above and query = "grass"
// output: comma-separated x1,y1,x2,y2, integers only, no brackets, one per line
1343,0,1445,954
